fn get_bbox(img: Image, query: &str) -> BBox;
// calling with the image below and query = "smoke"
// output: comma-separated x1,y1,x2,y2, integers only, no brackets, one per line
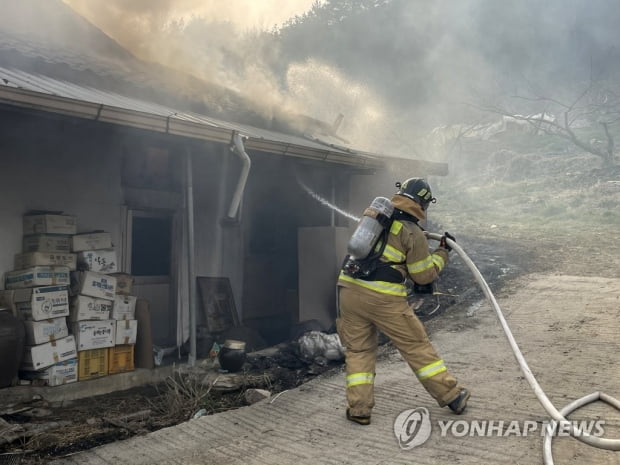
63,0,319,45
285,59,388,151
60,0,318,81
62,1,330,126
41,1,620,159
62,0,391,151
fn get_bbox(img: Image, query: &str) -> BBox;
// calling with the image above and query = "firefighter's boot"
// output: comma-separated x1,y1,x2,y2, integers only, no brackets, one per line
346,408,371,426
448,389,470,414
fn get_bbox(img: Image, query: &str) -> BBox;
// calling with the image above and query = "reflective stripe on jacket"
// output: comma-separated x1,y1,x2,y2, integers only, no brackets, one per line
338,219,448,296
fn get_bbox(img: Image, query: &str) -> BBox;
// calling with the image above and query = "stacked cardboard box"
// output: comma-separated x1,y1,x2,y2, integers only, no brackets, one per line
73,232,118,274
70,232,138,378
2,215,141,385
3,213,79,386
18,214,77,271
108,273,137,374
70,232,117,381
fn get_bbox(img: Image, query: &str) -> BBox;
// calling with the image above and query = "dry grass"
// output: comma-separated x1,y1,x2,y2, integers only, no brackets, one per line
147,369,273,422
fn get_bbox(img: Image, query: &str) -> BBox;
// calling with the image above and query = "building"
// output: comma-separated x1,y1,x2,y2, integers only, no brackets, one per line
0,0,447,368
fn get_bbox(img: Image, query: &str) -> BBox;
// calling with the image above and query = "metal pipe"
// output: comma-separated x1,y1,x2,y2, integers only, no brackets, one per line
426,233,620,451
330,176,336,227
185,148,197,366
227,132,251,219
213,144,230,274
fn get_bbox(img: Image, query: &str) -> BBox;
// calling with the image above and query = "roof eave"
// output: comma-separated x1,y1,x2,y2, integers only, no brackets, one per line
0,85,383,168
0,85,448,174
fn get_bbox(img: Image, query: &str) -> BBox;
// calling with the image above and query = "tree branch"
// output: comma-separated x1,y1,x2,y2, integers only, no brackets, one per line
474,80,618,166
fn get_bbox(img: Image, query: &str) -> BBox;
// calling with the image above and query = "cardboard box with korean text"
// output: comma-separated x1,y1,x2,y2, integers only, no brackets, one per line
23,235,71,253
1,286,69,321
15,252,77,271
5,266,70,289
23,317,69,345
71,232,112,252
23,214,77,235
20,359,78,387
111,295,137,320
73,320,115,351
21,335,77,371
115,319,137,345
109,272,133,295
69,295,112,322
70,271,116,300
76,249,118,273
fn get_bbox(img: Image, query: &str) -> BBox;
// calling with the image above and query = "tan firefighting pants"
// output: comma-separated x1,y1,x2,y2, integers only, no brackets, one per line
337,285,463,417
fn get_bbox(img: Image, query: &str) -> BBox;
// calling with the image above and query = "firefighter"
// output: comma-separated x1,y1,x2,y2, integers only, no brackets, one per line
337,178,469,425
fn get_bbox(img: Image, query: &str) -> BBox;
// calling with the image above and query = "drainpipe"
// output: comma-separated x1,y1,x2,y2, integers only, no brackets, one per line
185,147,197,366
330,175,336,227
213,144,230,275
226,132,251,220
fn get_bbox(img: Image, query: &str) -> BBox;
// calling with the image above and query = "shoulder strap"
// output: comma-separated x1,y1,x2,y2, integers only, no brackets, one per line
392,208,425,231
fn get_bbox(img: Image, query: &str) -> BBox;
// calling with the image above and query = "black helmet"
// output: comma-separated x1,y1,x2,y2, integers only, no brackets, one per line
395,178,436,210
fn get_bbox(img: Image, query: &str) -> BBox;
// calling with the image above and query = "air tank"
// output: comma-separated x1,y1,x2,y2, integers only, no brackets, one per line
347,196,394,260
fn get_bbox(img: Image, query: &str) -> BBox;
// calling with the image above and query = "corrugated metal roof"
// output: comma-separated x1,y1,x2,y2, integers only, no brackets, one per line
0,66,382,167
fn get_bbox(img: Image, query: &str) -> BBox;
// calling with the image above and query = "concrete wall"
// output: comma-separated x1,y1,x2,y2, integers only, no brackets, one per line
0,110,230,347
298,226,349,329
0,117,124,277
192,144,244,328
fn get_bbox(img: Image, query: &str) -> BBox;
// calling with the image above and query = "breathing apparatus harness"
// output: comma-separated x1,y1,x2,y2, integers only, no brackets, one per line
342,207,421,283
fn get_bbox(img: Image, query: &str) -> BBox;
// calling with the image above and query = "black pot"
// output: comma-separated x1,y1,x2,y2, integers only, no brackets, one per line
0,310,25,388
218,340,246,373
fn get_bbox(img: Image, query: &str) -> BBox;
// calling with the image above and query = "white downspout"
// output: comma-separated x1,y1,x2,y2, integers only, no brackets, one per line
227,132,251,219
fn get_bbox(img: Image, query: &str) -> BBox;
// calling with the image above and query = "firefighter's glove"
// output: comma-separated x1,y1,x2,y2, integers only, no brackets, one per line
440,232,456,252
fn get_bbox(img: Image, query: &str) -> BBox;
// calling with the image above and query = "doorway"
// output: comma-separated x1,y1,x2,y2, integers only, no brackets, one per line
124,209,177,346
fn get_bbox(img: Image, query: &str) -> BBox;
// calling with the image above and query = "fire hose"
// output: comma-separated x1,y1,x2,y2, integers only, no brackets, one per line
426,232,620,462
295,178,618,459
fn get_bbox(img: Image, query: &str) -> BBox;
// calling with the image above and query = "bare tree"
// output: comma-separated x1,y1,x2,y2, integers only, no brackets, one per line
479,80,620,167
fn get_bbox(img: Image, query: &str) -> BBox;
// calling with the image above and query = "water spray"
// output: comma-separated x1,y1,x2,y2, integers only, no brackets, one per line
301,182,620,461
296,177,361,222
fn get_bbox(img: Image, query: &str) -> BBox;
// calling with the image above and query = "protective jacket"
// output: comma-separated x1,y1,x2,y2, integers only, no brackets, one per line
336,194,464,419
338,195,449,296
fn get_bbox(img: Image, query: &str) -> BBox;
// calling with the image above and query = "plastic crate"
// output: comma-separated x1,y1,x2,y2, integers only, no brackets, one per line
77,348,109,380
108,344,135,374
